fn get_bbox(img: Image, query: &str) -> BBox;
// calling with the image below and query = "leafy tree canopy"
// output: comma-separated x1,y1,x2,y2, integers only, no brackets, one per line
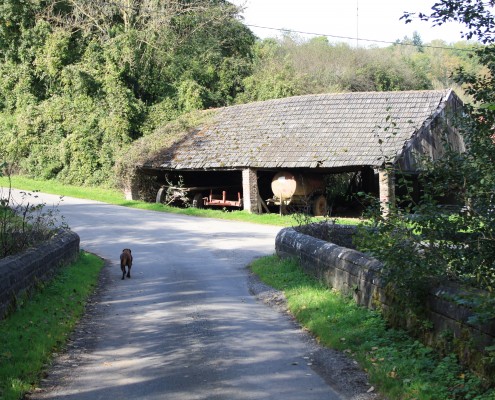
0,0,487,187
0,0,255,185
356,1,495,347
403,0,495,44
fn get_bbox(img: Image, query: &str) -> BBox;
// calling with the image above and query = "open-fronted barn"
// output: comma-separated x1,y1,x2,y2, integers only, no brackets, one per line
128,89,465,215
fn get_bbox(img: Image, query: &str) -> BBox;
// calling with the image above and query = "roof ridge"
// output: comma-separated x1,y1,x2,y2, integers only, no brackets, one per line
224,89,453,109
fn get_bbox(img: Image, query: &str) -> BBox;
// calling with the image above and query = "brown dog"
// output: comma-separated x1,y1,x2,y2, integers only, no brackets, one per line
120,248,133,280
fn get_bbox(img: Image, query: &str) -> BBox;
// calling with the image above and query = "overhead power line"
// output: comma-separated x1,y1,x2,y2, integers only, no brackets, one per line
244,23,479,52
51,0,480,53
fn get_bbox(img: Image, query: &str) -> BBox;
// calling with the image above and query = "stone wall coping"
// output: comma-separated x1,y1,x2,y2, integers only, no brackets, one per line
0,229,80,320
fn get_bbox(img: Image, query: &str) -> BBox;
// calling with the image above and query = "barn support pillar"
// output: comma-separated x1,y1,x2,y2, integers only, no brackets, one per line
379,165,395,217
242,168,260,214
124,175,140,201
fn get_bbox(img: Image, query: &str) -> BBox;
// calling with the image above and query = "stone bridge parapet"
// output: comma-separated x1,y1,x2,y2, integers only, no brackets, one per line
0,230,80,320
275,227,495,373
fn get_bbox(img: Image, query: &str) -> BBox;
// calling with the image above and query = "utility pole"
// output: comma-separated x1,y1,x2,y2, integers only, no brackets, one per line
356,0,359,47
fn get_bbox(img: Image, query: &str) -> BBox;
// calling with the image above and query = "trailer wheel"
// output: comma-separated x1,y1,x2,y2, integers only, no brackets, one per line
156,186,166,204
312,194,328,216
192,192,204,208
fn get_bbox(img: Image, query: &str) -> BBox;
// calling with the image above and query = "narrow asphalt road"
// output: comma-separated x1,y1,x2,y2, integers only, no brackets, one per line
7,190,374,400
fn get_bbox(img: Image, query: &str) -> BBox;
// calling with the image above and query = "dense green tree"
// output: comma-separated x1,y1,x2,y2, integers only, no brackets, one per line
407,0,495,292
237,33,451,101
357,0,495,336
236,39,302,102
0,0,487,187
412,31,424,52
0,0,255,185
403,0,495,44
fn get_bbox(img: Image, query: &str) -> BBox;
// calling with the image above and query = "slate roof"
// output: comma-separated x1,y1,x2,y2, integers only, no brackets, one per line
150,89,457,171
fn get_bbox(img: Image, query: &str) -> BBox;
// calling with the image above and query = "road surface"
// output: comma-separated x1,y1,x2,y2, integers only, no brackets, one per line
5,190,374,399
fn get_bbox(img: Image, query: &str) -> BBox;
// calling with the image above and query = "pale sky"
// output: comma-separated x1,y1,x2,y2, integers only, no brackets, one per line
232,0,470,46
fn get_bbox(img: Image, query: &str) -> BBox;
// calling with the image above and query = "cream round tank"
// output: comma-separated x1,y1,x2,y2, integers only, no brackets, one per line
271,172,324,200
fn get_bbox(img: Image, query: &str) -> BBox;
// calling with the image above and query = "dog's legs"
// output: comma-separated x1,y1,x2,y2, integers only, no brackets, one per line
127,266,131,278
121,266,125,280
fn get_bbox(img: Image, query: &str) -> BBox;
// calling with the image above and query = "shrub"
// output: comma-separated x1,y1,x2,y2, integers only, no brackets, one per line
0,164,67,258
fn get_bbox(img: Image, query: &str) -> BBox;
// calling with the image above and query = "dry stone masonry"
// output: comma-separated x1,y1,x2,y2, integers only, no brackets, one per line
0,230,80,320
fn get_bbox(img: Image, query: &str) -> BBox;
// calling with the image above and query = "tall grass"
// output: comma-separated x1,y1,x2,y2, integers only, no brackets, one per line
0,252,104,400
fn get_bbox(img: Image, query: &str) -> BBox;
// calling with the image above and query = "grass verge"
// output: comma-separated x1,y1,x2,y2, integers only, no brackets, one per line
250,255,495,400
0,251,104,400
0,176,361,226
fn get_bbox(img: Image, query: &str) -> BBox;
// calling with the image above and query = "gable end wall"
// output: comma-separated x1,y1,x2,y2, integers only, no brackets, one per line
399,92,465,171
